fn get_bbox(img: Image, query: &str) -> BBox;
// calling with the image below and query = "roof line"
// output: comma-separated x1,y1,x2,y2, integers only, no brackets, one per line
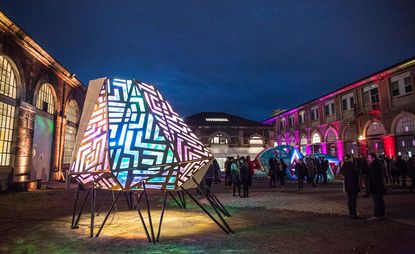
0,11,83,88
262,55,415,124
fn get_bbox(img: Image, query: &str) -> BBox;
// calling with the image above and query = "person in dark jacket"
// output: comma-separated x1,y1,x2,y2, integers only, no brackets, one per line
224,157,232,186
230,158,241,197
212,159,221,184
357,153,370,197
407,156,415,192
306,158,316,187
340,154,360,219
239,156,250,197
295,159,307,189
367,153,386,220
246,155,255,187
390,156,400,185
279,159,287,186
204,163,214,189
320,156,329,183
268,157,277,188
396,156,408,187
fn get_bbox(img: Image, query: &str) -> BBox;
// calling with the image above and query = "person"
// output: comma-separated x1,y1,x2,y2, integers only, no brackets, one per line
268,157,277,188
320,156,329,183
246,155,255,187
407,155,415,192
212,159,221,184
306,157,316,187
204,163,214,189
230,158,241,197
239,156,250,197
340,154,360,219
396,155,408,187
357,153,370,197
224,157,232,186
314,156,322,183
295,159,307,189
367,153,386,220
279,159,287,186
390,156,400,185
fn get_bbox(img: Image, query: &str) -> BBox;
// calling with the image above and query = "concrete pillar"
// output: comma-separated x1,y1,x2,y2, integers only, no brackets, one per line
51,115,64,181
14,102,35,183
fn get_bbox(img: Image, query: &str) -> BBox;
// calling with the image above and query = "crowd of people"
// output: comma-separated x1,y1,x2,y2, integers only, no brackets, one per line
340,153,415,220
204,152,415,221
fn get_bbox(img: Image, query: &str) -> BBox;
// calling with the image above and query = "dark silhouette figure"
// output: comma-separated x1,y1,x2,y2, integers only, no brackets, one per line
239,156,250,197
367,153,386,220
340,154,360,219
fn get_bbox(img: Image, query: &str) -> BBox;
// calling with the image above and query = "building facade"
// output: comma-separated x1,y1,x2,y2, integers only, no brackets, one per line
0,12,85,190
263,57,415,161
184,112,274,169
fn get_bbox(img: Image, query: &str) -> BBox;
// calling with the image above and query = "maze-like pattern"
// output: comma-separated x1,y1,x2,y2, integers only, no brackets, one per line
70,78,212,191
138,82,213,185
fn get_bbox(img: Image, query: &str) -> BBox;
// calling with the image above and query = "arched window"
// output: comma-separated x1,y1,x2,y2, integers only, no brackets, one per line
63,100,80,164
300,135,307,146
0,56,18,166
395,116,415,135
249,135,263,146
36,83,56,114
311,132,321,144
66,100,79,123
325,128,337,143
367,121,386,136
211,134,228,145
0,55,17,99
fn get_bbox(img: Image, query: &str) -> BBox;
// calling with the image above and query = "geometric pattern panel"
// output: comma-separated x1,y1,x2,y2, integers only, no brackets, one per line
70,78,213,191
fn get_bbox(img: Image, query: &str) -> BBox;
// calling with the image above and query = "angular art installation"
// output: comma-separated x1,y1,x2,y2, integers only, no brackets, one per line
69,78,214,191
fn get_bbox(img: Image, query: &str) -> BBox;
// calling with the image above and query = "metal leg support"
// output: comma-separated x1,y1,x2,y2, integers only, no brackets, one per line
95,191,122,237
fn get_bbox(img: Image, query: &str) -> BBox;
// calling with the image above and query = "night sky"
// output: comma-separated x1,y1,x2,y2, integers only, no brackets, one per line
1,1,415,121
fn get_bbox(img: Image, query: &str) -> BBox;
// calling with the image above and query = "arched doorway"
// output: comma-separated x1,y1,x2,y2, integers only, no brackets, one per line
33,83,56,181
249,135,264,147
325,128,338,157
311,131,321,153
394,113,415,159
366,120,387,155
63,100,80,165
299,134,307,155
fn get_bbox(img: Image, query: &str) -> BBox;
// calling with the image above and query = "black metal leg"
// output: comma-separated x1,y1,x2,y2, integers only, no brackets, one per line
95,191,122,237
143,183,156,243
199,181,230,217
132,192,152,243
192,178,233,234
168,191,183,209
156,191,168,242
90,184,96,238
181,187,229,234
72,189,91,229
177,190,186,208
71,184,81,228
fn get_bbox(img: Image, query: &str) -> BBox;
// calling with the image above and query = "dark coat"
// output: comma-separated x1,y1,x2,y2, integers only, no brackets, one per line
239,161,250,182
268,158,276,177
340,161,360,193
396,158,408,176
407,157,415,177
368,159,385,194
295,162,307,178
357,158,369,176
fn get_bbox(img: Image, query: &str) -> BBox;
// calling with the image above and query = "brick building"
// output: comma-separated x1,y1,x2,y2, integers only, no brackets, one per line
0,12,85,190
184,112,274,169
263,57,415,161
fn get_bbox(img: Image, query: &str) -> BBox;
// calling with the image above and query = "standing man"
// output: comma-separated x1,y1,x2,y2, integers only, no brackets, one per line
212,159,221,184
239,156,250,197
295,159,307,189
224,157,232,186
268,157,276,188
246,155,255,187
357,153,370,197
340,154,360,219
407,155,415,192
320,156,329,183
306,158,316,187
396,155,408,187
367,153,386,220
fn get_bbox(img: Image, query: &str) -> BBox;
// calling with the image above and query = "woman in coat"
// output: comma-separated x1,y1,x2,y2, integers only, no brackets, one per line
340,154,360,219
231,158,241,197
367,153,386,220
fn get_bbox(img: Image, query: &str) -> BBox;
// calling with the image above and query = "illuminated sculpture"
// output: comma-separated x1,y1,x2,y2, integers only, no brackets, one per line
255,145,303,180
69,78,232,242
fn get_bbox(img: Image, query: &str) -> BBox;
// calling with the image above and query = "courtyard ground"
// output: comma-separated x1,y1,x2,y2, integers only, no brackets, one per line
1,178,415,254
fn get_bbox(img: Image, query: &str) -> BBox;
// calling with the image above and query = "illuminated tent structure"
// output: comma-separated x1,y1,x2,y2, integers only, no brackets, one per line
69,78,232,242
255,145,303,180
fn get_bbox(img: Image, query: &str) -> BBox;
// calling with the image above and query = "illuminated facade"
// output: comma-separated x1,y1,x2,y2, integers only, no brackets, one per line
184,112,274,170
70,78,213,191
0,11,85,190
264,57,415,160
